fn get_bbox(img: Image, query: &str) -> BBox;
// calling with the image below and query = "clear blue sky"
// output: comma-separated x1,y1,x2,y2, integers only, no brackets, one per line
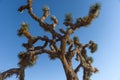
0,0,120,80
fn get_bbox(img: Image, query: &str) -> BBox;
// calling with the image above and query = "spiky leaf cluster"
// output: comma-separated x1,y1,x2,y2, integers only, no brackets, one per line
86,57,94,63
49,53,58,60
51,15,56,20
89,3,100,18
64,13,73,22
83,16,89,22
73,36,79,42
89,41,98,53
67,40,71,45
18,52,37,67
42,6,49,11
17,22,29,36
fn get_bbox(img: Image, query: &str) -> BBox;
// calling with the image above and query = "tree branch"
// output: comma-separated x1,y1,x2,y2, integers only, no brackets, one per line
34,48,57,56
0,68,20,80
59,28,67,34
34,41,48,50
68,44,73,52
74,63,82,73
26,0,62,39
27,0,39,21
18,5,28,13
51,15,58,28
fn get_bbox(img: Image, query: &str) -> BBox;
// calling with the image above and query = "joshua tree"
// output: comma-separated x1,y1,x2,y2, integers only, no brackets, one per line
0,0,100,80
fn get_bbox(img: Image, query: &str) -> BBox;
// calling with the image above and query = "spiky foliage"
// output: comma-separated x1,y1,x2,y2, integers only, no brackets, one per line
17,22,29,36
18,52,37,67
64,13,73,22
83,16,89,22
86,57,94,63
73,36,80,47
66,38,73,45
18,52,28,67
73,36,79,42
42,6,50,17
28,54,37,67
91,43,97,53
51,15,56,21
89,3,100,18
49,53,58,60
89,43,98,53
67,40,71,45
42,6,49,11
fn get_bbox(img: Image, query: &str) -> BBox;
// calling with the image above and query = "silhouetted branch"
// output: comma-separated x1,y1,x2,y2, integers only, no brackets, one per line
68,44,73,52
18,5,28,13
34,48,57,56
74,63,82,73
0,68,20,80
51,15,58,28
59,28,67,34
27,0,39,21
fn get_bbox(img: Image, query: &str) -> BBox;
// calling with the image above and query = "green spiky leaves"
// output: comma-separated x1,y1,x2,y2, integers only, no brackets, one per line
22,22,29,31
49,53,58,60
86,57,94,63
64,13,74,26
83,16,89,22
18,52,37,67
89,41,98,53
73,36,79,42
67,40,71,45
64,13,73,22
89,3,101,18
73,36,80,47
17,22,29,37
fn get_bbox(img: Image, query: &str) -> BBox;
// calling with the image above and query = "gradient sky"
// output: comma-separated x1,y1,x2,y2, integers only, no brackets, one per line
0,0,120,80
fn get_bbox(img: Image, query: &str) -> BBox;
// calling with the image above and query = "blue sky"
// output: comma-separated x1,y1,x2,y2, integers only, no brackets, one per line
0,0,120,80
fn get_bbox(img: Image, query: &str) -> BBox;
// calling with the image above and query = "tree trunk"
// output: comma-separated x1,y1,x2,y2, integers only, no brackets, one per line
19,67,25,80
60,55,79,80
83,70,89,80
